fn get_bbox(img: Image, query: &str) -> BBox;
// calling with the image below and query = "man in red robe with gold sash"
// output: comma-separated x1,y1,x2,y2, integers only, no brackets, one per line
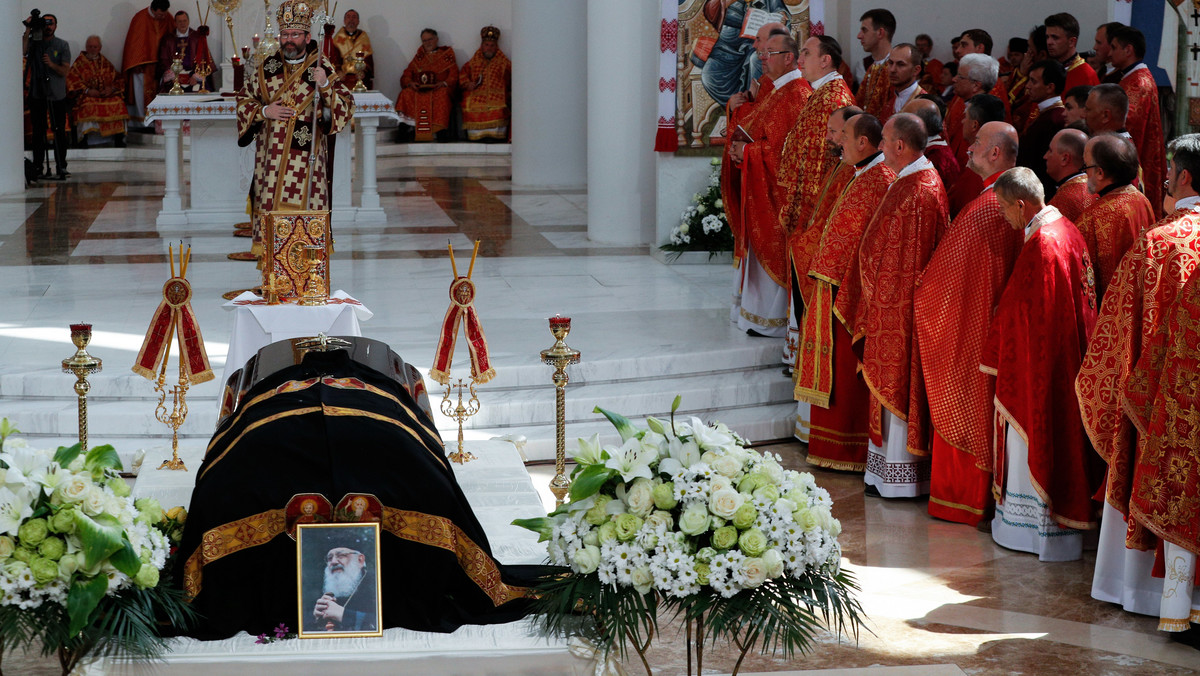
1045,13,1099,94
397,28,457,142
1074,134,1156,302
121,0,173,124
1045,129,1096,223
914,121,1024,525
854,9,894,119
235,0,355,257
797,113,894,471
729,33,812,339
1109,26,1166,219
984,167,1101,560
836,113,949,497
1079,134,1200,633
459,27,511,142
329,10,374,91
67,36,128,144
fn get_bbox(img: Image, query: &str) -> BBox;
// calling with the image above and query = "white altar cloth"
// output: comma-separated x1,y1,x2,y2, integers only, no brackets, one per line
118,440,585,675
219,290,373,389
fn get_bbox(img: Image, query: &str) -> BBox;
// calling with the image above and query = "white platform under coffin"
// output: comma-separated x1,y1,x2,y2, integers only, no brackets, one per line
105,440,588,675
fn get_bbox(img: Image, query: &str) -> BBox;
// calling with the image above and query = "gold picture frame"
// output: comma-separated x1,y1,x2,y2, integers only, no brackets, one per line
296,522,383,638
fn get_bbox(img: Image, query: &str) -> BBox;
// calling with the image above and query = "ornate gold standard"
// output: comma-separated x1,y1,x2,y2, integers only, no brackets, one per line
61,323,102,451
441,379,480,464
540,316,581,505
209,0,241,66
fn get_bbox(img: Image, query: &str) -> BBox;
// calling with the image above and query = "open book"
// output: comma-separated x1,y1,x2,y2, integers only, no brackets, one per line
740,8,789,40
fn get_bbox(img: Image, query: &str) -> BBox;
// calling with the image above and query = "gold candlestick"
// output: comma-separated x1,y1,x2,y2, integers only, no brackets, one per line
440,379,480,464
169,52,187,95
194,59,213,94
62,323,102,451
540,316,581,505
299,244,328,306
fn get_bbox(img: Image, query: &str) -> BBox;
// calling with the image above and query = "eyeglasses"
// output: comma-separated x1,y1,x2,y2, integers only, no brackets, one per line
1081,164,1098,172
763,50,789,58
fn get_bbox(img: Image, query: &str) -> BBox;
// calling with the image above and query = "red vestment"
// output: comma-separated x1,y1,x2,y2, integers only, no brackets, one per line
915,178,1025,524
1018,102,1066,193
738,75,813,287
924,138,961,191
67,53,127,137
791,161,855,313
1120,65,1167,219
1048,174,1097,224
798,158,896,470
156,29,213,93
836,161,949,453
1076,205,1200,551
721,76,774,256
921,59,943,92
944,98,966,167
882,85,925,123
330,28,374,90
947,165,983,218
982,208,1102,530
459,47,511,141
397,46,458,141
1073,184,1156,302
778,76,854,232
856,60,890,120
1125,269,1200,555
121,7,173,119
1062,54,1100,95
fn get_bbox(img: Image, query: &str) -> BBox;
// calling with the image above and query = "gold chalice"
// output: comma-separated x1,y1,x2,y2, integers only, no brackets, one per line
169,53,186,95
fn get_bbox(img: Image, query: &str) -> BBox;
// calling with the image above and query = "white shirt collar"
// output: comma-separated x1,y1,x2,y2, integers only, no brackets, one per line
873,54,889,66
926,135,948,148
855,152,886,177
772,69,803,90
1025,205,1060,240
893,81,921,113
1037,96,1060,111
809,70,842,91
892,155,934,185
1173,195,1200,212
176,30,189,38
1124,62,1149,78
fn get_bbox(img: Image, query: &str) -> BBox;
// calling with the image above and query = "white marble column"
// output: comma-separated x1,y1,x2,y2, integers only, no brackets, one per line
0,0,26,195
158,120,186,225
510,0,587,188
585,0,658,245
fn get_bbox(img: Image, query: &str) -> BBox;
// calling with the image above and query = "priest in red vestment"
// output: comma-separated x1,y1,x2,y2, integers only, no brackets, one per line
1078,134,1200,632
121,0,173,123
946,54,999,183
729,33,812,338
915,121,1024,525
854,9,894,120
906,98,961,190
1109,26,1166,219
948,94,1005,217
1045,128,1096,223
1045,12,1099,94
67,36,128,143
1016,60,1067,197
397,29,458,142
835,113,949,497
883,43,924,122
1074,134,1156,302
983,167,1101,560
798,113,895,470
155,11,213,94
329,9,373,91
459,27,511,142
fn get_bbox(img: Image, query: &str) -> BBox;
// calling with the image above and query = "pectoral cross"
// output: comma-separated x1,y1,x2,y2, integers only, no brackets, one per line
1192,7,1200,28
1191,43,1200,61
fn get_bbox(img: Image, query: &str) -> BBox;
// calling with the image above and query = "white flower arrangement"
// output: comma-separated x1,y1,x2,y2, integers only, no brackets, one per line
661,160,732,256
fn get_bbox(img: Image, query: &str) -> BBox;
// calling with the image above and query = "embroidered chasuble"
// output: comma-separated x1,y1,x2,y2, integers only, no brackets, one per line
836,162,949,454
458,46,512,141
236,49,355,251
1073,184,1156,302
791,161,855,312
330,28,374,90
981,208,1101,530
722,76,774,249
1120,65,1166,219
925,139,961,191
1076,205,1200,551
1062,54,1100,95
121,7,173,120
855,60,890,119
914,178,1025,523
739,75,813,287
777,77,854,232
1049,174,1097,224
1125,270,1200,556
67,52,128,137
397,46,458,141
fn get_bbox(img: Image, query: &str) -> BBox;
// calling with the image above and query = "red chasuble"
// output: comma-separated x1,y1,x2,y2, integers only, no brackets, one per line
1076,206,1200,551
1062,54,1100,95
738,75,813,287
459,47,512,140
121,7,173,119
1073,184,1156,302
67,53,128,137
881,85,925,124
1124,270,1200,555
924,139,961,193
856,61,890,120
1048,174,1097,224
1121,65,1167,219
397,46,458,141
944,98,966,165
778,76,854,233
947,166,984,218
791,161,855,313
722,76,775,263
836,163,949,453
798,159,896,470
914,178,1025,524
982,208,1102,530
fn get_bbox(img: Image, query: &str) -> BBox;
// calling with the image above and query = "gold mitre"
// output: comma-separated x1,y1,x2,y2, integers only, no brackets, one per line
481,25,501,42
277,0,314,32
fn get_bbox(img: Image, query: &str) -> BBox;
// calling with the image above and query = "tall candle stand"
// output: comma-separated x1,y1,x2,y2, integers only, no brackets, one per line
62,323,102,451
440,378,480,464
540,316,581,505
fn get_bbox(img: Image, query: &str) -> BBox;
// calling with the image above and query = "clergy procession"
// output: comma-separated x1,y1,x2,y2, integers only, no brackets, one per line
725,8,1199,640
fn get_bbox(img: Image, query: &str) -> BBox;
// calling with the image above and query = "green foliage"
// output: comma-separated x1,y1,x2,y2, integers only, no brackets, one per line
84,445,122,477
67,577,109,636
0,419,20,448
511,517,553,542
592,406,639,442
73,512,130,572
568,465,615,502
527,570,658,661
52,443,83,468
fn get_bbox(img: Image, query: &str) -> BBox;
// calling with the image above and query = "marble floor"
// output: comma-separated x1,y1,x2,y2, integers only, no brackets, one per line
0,154,1196,674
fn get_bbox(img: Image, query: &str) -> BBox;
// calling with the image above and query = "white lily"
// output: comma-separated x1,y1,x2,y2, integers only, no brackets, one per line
0,486,34,536
689,416,735,451
604,437,655,483
574,433,605,466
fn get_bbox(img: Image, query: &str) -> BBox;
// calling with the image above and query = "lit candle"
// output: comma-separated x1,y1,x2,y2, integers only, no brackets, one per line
252,33,260,47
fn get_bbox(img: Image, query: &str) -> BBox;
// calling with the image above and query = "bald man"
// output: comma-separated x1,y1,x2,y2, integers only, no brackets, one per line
914,121,1025,526
905,96,961,190
1045,128,1096,222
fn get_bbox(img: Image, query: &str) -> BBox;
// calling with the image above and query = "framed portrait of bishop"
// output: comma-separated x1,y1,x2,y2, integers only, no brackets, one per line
297,522,383,638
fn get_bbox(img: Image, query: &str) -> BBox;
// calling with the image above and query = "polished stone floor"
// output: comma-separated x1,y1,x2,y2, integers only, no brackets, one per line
1,155,1197,674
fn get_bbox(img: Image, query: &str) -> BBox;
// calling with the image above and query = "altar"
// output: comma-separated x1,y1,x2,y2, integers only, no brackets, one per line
145,92,398,227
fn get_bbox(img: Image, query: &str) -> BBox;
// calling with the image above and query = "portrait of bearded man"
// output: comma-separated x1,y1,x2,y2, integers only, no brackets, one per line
306,544,378,634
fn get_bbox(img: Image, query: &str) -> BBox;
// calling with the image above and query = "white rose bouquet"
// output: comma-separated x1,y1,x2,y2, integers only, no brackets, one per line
661,159,733,258
515,399,864,675
0,420,195,675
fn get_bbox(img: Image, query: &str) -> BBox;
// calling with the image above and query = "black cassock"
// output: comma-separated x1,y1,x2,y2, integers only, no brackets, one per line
176,344,544,639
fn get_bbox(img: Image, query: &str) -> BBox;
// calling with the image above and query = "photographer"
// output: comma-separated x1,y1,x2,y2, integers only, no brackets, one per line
23,11,71,181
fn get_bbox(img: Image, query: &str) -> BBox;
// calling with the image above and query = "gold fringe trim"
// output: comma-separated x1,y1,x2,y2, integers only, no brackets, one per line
929,495,986,516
